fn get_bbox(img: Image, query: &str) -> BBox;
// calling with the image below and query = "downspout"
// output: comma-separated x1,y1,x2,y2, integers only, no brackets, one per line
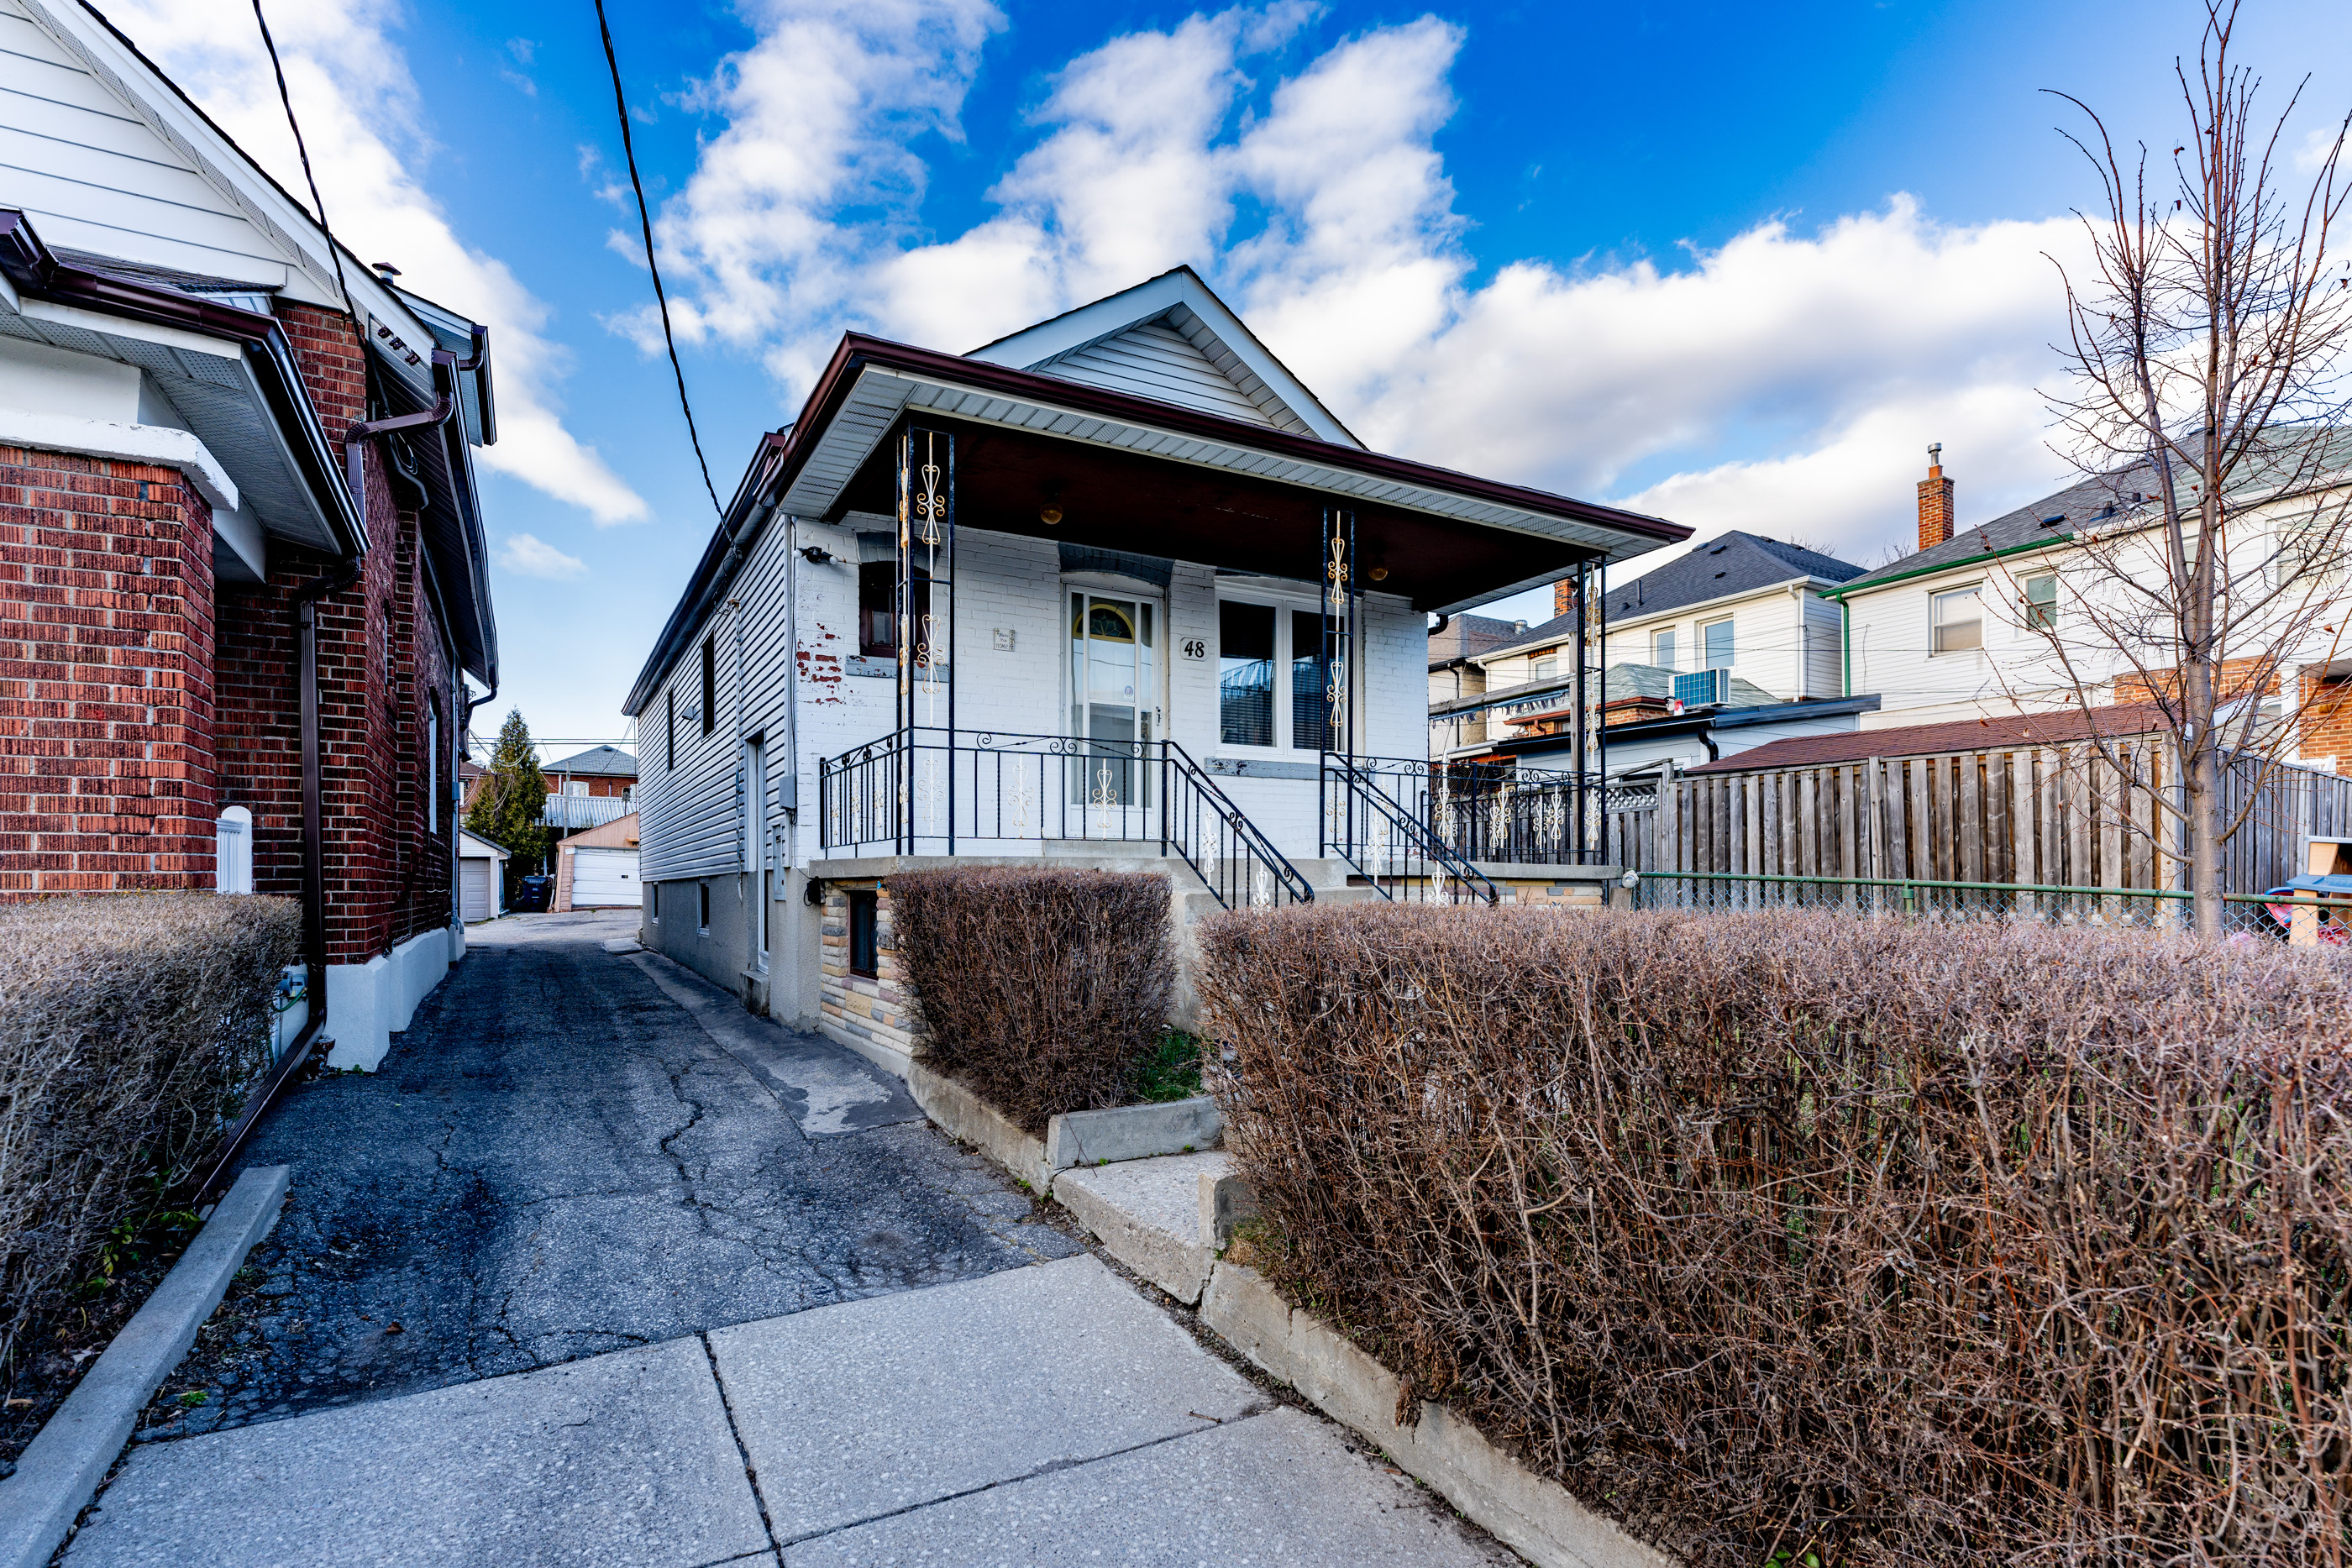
1840,596,1853,700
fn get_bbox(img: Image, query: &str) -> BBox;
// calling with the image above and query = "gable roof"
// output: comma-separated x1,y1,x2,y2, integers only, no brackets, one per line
1609,531,1864,625
965,267,1360,447
543,744,638,778
1684,701,2169,774
1830,469,2145,595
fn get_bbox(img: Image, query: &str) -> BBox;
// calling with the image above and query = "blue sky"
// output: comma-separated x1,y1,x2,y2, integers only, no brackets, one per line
108,0,2352,754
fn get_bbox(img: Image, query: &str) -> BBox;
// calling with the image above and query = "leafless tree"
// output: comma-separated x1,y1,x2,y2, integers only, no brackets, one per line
2030,0,2352,937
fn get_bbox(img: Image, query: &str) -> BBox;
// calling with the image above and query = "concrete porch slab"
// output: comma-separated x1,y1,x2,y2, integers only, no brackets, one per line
785,1407,1515,1566
706,1254,1262,1544
63,1338,767,1568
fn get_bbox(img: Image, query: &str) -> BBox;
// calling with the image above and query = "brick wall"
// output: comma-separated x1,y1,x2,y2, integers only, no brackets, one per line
2301,673,2352,774
211,305,459,961
0,444,216,894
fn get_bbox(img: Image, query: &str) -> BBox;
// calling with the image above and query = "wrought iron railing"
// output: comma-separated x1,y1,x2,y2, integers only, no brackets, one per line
1320,753,1499,904
817,729,1311,910
1347,756,1609,867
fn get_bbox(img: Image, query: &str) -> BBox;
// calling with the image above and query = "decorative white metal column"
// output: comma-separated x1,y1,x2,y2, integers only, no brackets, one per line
896,425,954,852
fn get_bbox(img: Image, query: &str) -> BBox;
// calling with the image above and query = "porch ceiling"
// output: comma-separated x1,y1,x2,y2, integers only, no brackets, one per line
828,414,1595,612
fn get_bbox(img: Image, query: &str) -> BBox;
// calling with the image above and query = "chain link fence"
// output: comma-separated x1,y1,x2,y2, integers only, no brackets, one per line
1625,869,2349,943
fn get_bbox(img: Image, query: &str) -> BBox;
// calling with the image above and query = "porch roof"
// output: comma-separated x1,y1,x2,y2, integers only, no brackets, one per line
625,332,1690,716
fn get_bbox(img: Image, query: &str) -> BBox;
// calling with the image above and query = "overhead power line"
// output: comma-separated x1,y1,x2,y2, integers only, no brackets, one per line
250,0,350,312
592,0,725,522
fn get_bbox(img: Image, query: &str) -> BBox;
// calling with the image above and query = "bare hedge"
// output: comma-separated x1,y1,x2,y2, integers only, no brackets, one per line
1196,903,2352,1566
0,894,299,1373
890,868,1173,1135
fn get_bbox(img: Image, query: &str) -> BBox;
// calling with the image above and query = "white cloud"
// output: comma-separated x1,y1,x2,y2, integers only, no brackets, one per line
496,532,588,580
105,0,649,525
640,6,2091,569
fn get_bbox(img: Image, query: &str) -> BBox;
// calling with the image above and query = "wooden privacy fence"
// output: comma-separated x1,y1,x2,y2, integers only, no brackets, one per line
1607,745,2352,894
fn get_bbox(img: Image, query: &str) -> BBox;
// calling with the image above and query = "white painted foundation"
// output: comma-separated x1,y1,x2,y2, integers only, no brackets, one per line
323,924,465,1072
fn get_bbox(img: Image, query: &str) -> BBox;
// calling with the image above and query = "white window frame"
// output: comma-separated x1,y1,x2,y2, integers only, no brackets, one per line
1931,583,1985,655
1651,627,1677,670
1700,617,1735,671
2021,572,2058,632
1214,590,1339,756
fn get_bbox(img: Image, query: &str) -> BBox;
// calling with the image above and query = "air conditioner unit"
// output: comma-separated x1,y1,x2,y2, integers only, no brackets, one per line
1672,668,1730,709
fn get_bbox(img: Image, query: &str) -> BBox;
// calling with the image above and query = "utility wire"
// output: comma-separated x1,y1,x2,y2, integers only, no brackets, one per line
251,0,351,312
593,0,724,522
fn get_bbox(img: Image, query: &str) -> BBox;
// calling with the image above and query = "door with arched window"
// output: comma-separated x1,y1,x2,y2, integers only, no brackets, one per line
1068,591,1156,809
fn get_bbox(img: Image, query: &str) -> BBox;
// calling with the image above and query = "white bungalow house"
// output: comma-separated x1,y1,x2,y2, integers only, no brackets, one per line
622,270,1688,1065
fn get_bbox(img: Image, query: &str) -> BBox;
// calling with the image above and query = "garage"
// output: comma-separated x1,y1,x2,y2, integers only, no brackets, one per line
570,847,641,908
457,830,508,922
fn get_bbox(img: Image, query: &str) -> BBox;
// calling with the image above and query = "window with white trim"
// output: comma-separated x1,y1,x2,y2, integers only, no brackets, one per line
1217,597,1333,752
2022,573,2057,632
1651,627,1677,669
1931,585,1983,653
1701,617,1735,670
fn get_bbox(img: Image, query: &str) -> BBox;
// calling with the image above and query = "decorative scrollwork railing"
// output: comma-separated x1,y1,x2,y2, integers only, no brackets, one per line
1161,741,1314,910
817,729,1311,910
1346,754,1607,867
1320,753,1499,905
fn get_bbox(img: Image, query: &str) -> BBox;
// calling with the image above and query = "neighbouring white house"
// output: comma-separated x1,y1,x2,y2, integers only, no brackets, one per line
1834,438,2352,773
622,267,1690,1067
1428,532,1872,768
456,831,507,923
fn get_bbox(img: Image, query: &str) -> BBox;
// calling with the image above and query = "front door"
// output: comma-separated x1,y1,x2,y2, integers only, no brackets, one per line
1068,591,1156,809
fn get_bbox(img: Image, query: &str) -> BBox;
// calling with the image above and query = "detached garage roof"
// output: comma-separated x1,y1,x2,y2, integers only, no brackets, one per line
1686,702,2168,774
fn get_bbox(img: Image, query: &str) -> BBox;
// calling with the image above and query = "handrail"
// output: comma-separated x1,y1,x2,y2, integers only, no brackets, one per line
1321,753,1499,904
1161,740,1315,909
817,730,1314,910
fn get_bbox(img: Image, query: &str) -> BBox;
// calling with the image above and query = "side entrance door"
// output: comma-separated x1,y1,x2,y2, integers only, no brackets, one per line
1068,590,1157,817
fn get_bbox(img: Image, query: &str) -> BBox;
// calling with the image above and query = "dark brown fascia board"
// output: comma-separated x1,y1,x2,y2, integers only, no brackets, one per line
816,334,1688,545
1,209,365,558
622,331,1691,716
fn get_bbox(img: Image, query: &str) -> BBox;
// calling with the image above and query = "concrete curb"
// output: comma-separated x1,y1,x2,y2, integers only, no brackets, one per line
0,1165,290,1568
1199,1259,1678,1568
906,1063,1052,1189
1045,1096,1221,1170
904,1067,1223,1192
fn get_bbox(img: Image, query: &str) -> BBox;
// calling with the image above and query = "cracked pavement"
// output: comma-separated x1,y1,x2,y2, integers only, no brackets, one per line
138,910,1080,1443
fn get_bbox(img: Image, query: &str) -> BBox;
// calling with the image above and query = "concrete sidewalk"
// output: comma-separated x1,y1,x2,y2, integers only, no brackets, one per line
65,1256,1509,1567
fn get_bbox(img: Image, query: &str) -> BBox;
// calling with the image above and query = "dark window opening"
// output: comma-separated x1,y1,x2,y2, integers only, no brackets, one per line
699,881,711,931
1219,600,1274,746
651,883,660,920
761,872,772,952
848,889,879,978
701,637,717,735
858,562,895,657
1289,608,1330,751
666,690,676,769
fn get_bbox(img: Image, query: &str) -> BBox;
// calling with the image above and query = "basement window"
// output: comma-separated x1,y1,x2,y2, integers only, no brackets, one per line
848,889,879,978
699,881,711,933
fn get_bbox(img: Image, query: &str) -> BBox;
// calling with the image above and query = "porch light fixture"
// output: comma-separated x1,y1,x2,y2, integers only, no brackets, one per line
1368,566,1389,581
801,545,836,564
1039,506,1063,525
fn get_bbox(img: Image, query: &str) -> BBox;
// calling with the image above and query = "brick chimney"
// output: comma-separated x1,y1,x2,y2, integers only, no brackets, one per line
1553,577,1574,619
1917,443,1955,551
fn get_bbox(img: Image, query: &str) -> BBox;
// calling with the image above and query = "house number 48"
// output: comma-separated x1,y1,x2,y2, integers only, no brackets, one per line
1180,637,1208,660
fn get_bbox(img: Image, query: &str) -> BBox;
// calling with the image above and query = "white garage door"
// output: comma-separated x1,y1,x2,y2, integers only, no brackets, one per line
459,858,493,923
571,847,640,907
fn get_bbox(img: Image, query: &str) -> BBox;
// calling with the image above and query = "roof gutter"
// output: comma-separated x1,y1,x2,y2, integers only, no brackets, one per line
0,208,365,555
1825,532,2073,600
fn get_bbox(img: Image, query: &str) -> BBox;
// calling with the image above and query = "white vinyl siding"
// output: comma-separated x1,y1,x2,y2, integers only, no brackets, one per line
0,0,300,286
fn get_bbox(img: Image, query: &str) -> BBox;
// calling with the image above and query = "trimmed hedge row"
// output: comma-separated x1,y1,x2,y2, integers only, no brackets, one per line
0,894,299,1373
1196,903,2352,1566
889,867,1173,1135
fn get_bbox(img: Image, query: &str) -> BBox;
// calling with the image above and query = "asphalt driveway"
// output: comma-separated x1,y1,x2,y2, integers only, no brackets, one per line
138,910,1079,1442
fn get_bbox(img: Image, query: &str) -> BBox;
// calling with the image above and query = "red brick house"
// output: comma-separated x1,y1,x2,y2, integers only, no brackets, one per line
0,3,502,1070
